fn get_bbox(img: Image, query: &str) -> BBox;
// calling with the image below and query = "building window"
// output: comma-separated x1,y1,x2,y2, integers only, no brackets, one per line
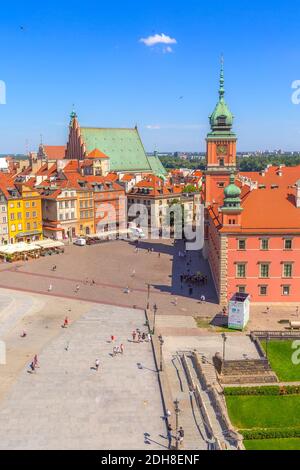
237,285,246,294
26,212,30,218
259,285,268,296
283,263,293,278
282,285,290,296
260,263,270,278
1,206,5,212
2,217,6,223
18,223,22,230
284,239,292,250
17,212,22,220
238,239,246,250
32,211,37,218
11,224,15,232
33,222,37,229
26,223,30,230
10,203,14,208
261,239,269,250
217,182,225,188
10,213,15,220
32,201,36,207
17,202,21,208
236,263,246,278
25,202,30,208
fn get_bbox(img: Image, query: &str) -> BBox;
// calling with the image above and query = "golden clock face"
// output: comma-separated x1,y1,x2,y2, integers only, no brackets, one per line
217,145,227,155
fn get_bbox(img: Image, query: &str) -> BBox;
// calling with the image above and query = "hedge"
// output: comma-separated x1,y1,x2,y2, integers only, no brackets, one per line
241,428,300,440
224,385,300,396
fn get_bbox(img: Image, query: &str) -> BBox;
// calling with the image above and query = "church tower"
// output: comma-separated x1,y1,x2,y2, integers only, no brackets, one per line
204,59,237,206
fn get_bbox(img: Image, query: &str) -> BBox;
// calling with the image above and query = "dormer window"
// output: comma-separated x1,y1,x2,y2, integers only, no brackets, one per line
217,116,226,126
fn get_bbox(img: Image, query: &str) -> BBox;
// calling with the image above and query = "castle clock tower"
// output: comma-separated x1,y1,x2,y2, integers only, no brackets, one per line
204,59,237,206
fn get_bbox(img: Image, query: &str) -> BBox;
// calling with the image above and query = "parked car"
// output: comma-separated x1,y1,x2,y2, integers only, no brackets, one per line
73,238,86,246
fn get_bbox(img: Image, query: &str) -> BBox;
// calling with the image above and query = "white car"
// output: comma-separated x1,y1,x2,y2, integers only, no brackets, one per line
73,238,86,246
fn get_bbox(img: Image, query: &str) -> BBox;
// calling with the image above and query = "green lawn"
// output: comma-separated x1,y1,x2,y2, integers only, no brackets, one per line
244,438,300,450
226,395,300,429
261,339,300,382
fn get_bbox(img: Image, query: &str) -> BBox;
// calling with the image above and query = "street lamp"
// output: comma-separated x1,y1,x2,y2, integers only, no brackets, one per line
146,283,150,310
158,334,164,372
153,303,158,334
222,333,227,363
174,398,180,450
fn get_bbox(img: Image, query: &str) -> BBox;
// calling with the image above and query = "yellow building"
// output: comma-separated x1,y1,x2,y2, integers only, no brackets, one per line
7,184,43,244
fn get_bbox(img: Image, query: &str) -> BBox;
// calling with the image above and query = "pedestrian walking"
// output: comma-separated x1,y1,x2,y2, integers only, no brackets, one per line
141,332,146,341
200,294,206,303
63,316,69,328
158,252,161,258
33,354,39,368
113,346,118,356
52,265,57,271
173,297,178,306
75,285,80,293
189,286,193,296
138,332,141,342
65,341,70,351
111,335,116,343
95,359,100,371
20,330,27,338
177,427,184,446
131,269,136,277
167,423,172,443
147,333,151,342
48,284,53,292
132,330,136,342
29,361,36,373
120,343,124,354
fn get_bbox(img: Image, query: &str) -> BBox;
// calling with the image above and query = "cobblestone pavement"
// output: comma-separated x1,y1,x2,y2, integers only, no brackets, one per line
0,239,220,318
0,301,167,450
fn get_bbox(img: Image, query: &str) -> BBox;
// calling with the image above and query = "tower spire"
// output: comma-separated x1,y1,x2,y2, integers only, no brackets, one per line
219,54,224,100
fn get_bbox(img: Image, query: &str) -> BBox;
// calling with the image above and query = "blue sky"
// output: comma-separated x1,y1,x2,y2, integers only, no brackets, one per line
0,0,299,153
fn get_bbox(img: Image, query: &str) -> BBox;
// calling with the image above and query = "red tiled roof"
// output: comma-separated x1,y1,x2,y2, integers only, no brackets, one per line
44,146,66,160
87,148,109,159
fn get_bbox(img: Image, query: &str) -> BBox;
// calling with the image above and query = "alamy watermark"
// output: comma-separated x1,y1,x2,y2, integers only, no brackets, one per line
291,80,300,104
291,340,300,365
95,199,205,250
0,80,6,104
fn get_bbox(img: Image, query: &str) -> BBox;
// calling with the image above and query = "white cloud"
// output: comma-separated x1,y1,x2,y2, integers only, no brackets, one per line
140,33,177,47
145,124,204,131
163,46,173,54
145,124,161,130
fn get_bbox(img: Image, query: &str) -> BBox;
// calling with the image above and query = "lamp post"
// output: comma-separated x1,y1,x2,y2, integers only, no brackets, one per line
174,398,180,450
158,334,164,372
146,283,150,310
222,333,227,363
153,303,158,335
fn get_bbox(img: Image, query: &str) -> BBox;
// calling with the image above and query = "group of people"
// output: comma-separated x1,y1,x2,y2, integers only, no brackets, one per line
180,273,208,285
132,329,151,343
28,354,39,373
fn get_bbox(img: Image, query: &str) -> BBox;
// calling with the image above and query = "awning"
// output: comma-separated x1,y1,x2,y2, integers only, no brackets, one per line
0,242,40,255
35,240,64,249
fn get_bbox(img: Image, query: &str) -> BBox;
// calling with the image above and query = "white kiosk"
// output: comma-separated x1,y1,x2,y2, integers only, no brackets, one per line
228,292,250,330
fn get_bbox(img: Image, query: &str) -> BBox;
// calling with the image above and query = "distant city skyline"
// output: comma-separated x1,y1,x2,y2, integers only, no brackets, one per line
0,1,300,153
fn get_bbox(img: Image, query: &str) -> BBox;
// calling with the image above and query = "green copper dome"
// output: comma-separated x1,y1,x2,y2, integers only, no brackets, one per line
224,174,241,198
209,58,234,131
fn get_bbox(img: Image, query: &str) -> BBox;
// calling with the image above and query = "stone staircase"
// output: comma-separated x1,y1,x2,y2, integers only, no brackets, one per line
214,355,278,385
179,352,239,450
